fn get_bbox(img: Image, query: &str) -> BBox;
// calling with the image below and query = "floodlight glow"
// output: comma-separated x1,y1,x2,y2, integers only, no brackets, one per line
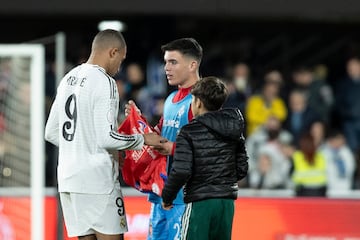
98,20,126,32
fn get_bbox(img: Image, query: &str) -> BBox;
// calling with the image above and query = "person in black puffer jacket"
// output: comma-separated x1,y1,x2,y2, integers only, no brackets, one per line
161,76,248,240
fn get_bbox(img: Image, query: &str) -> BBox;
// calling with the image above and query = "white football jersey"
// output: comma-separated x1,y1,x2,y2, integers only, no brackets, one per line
45,63,144,194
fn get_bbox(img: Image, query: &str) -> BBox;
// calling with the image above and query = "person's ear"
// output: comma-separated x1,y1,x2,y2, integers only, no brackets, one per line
195,97,202,109
189,60,198,72
109,48,117,59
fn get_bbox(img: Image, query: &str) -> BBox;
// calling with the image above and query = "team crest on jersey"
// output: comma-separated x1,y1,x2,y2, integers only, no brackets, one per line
120,218,127,228
137,120,147,134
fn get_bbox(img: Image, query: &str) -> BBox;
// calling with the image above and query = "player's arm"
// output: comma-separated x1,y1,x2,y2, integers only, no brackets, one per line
45,97,59,146
94,80,145,151
236,136,249,181
161,129,193,206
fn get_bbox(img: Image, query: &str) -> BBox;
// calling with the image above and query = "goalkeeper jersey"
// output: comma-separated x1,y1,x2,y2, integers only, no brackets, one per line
45,63,144,194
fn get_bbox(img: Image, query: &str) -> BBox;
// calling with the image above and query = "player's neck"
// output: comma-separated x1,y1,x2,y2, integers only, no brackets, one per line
86,54,108,72
178,74,199,89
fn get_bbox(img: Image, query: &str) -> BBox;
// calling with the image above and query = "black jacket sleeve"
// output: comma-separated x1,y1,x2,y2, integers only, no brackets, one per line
161,129,193,204
236,137,249,181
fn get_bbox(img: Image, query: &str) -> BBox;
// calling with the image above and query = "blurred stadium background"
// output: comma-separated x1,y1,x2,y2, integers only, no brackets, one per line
1,0,360,239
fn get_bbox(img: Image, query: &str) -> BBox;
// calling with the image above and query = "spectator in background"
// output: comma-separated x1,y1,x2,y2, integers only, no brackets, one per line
291,66,333,124
321,129,355,193
126,63,146,99
249,138,291,189
313,64,328,82
247,116,293,190
114,72,128,123
279,137,296,163
290,133,327,197
246,116,292,171
245,70,287,136
310,121,327,149
149,97,165,126
265,70,283,87
125,63,153,119
223,62,252,114
334,57,360,153
284,89,320,146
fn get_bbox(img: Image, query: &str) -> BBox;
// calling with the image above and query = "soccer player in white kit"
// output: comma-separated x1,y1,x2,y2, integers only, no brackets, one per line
45,29,164,240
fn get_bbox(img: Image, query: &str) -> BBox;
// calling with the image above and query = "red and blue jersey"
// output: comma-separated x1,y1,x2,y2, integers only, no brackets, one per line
149,87,193,204
161,91,193,142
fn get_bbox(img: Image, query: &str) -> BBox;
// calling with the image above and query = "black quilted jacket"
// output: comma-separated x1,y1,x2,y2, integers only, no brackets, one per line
162,108,249,204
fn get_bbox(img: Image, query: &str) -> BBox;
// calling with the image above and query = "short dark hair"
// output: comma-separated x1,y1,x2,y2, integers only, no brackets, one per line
161,38,203,63
92,29,126,51
191,76,228,111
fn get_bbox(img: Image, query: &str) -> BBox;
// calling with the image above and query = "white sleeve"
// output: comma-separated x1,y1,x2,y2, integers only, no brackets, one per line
93,77,144,150
45,97,59,147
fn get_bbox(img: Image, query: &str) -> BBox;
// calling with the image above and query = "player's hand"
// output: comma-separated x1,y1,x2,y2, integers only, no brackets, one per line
125,100,141,116
153,141,174,155
162,202,173,210
143,133,168,148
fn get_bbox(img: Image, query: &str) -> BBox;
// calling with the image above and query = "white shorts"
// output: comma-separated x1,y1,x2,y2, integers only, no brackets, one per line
60,183,128,237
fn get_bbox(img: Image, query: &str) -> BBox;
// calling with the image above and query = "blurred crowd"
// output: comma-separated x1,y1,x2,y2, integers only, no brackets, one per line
223,58,360,196
103,57,360,196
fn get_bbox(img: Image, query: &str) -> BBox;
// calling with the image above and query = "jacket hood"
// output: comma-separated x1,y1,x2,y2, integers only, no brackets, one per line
195,108,244,141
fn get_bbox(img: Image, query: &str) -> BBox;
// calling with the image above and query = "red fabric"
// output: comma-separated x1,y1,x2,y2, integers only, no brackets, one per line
118,106,167,196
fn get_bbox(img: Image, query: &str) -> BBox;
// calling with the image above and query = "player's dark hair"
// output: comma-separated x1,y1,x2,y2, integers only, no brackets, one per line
93,29,126,50
191,76,228,111
161,38,203,63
